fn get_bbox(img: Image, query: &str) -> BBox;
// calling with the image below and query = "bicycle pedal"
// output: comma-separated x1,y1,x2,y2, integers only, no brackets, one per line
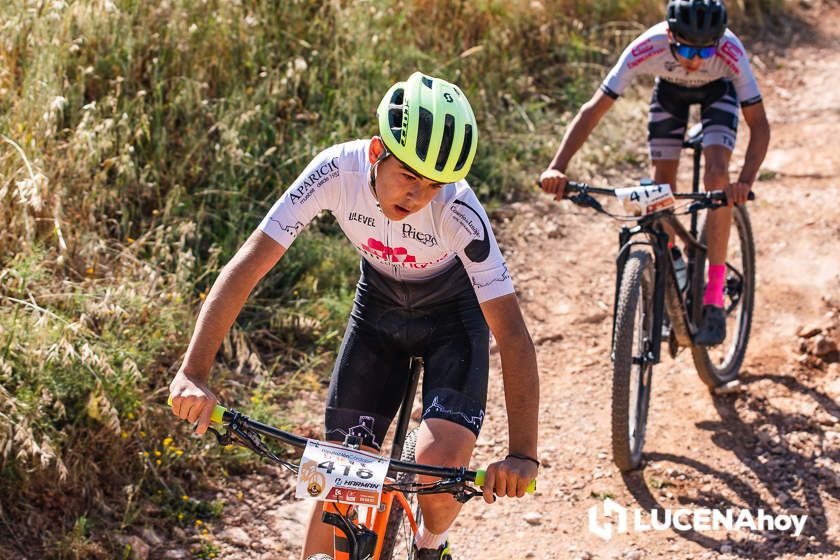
713,380,742,395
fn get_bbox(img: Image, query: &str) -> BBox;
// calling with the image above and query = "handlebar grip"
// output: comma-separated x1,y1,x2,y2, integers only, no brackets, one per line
712,191,756,203
474,469,537,493
167,396,229,425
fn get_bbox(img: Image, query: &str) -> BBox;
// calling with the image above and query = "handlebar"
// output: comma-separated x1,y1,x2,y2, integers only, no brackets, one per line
562,180,755,205
167,398,536,493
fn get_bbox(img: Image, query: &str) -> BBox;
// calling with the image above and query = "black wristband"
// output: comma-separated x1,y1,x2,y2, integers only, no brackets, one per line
506,453,540,468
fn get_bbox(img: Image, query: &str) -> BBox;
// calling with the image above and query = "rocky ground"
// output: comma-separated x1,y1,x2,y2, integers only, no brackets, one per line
151,3,840,559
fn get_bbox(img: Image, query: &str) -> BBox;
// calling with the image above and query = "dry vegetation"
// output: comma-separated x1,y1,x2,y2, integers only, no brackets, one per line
0,0,789,556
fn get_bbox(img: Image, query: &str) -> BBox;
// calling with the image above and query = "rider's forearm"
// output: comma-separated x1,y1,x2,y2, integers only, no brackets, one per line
549,91,612,173
181,232,285,379
498,336,540,457
549,108,599,172
738,115,771,185
180,262,263,379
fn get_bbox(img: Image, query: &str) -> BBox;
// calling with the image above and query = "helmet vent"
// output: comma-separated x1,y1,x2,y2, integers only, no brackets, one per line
388,89,405,144
435,114,455,172
416,107,433,161
454,124,472,172
421,76,433,89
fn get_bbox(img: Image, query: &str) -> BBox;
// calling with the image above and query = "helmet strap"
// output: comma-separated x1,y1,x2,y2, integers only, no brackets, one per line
369,146,391,209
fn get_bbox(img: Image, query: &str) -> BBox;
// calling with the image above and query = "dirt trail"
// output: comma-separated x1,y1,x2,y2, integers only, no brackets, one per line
173,5,840,560
453,5,840,559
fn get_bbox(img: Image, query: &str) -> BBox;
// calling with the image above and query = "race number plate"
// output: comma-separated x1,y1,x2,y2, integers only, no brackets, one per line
614,183,676,217
295,440,390,506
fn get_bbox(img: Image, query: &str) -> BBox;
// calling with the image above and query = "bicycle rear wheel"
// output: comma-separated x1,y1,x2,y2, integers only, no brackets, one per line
611,250,655,472
690,205,755,387
379,428,419,560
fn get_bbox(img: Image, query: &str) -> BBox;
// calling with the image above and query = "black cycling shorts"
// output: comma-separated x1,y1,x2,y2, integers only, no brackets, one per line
324,259,489,450
648,78,739,160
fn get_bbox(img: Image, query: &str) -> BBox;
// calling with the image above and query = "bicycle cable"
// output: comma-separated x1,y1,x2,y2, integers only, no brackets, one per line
208,412,299,475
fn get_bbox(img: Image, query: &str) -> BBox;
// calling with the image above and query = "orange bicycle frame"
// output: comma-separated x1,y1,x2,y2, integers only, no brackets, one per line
326,487,418,560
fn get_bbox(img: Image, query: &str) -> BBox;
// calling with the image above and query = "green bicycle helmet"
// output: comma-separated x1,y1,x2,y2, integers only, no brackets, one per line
377,72,478,184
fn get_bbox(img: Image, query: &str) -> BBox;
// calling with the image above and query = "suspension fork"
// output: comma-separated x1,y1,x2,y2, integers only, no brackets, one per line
610,226,633,360
610,225,668,366
649,228,669,364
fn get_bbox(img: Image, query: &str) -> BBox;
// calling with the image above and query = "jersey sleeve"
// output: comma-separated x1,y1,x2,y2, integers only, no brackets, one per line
258,146,342,248
601,42,637,99
601,28,657,98
441,186,515,303
717,33,762,107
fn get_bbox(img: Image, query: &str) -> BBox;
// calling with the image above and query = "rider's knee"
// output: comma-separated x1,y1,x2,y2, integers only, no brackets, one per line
703,162,729,189
415,445,463,468
414,419,476,467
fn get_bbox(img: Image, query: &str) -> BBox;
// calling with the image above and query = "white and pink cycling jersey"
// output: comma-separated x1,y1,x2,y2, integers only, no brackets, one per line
259,140,514,303
601,22,762,107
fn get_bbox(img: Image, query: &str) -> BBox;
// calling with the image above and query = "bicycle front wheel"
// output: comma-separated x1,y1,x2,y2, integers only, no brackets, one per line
611,250,655,472
379,428,420,560
691,205,755,388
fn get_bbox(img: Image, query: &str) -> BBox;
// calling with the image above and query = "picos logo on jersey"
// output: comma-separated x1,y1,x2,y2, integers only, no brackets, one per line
402,223,438,247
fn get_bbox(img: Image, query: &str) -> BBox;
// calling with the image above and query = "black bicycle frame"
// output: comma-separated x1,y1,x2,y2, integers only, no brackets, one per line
608,133,709,364
390,357,422,461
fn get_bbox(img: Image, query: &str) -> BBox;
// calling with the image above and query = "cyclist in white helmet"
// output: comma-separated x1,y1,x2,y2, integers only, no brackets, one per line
169,72,540,559
540,0,770,346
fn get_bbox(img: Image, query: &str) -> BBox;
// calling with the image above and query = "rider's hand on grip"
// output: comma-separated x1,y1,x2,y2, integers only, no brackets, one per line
538,169,570,201
480,456,539,504
168,370,218,435
724,181,752,207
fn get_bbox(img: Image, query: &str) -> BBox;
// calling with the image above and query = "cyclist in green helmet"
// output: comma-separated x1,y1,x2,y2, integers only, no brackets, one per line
169,72,540,559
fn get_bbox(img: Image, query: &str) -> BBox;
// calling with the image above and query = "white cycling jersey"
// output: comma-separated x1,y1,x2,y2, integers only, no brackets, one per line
259,140,514,303
601,22,762,107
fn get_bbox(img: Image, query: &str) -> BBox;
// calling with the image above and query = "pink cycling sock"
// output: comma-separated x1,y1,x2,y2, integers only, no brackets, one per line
703,264,726,308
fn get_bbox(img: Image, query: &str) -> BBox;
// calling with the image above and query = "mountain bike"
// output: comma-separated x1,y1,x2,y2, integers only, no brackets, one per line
550,124,755,471
172,358,535,560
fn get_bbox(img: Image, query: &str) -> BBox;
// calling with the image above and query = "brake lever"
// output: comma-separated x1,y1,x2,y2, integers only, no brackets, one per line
208,425,232,446
215,420,288,468
568,192,605,214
